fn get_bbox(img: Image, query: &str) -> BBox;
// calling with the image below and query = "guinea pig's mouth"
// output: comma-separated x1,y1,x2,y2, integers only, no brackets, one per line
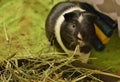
76,36,92,54
67,36,85,50
75,32,85,47
77,38,85,47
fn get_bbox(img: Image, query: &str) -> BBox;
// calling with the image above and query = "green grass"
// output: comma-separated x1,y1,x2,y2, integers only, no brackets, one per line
91,29,120,72
0,0,57,59
0,0,120,78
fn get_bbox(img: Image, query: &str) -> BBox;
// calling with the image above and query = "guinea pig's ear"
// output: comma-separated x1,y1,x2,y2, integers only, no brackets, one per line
84,13,97,22
64,12,75,21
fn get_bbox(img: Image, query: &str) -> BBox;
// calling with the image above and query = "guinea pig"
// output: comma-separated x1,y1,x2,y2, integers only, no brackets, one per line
45,1,96,63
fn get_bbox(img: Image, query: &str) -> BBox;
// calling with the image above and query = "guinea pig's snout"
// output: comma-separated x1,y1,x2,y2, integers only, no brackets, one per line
76,32,85,46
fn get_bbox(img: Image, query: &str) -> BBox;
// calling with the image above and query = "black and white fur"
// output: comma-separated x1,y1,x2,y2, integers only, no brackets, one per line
45,2,96,63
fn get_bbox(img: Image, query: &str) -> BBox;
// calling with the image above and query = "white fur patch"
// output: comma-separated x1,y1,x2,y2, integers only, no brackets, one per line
78,15,84,23
77,33,85,46
77,32,82,39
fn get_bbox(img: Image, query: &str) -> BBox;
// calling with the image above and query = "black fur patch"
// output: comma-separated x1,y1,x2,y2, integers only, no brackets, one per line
80,45,92,54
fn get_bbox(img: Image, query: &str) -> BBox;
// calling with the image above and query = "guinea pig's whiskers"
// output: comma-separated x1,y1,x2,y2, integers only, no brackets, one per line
69,41,75,48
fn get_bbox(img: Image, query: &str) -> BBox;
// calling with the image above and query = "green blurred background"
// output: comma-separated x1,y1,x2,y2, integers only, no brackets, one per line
0,0,120,73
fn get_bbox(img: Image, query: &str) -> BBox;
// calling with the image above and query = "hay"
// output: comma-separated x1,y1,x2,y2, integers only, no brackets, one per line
0,53,120,82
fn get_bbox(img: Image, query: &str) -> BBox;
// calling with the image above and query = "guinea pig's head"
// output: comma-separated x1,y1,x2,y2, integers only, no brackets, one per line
60,10,96,53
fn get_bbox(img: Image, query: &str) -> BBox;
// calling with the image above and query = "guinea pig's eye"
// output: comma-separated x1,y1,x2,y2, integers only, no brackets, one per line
73,24,76,28
72,22,76,28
